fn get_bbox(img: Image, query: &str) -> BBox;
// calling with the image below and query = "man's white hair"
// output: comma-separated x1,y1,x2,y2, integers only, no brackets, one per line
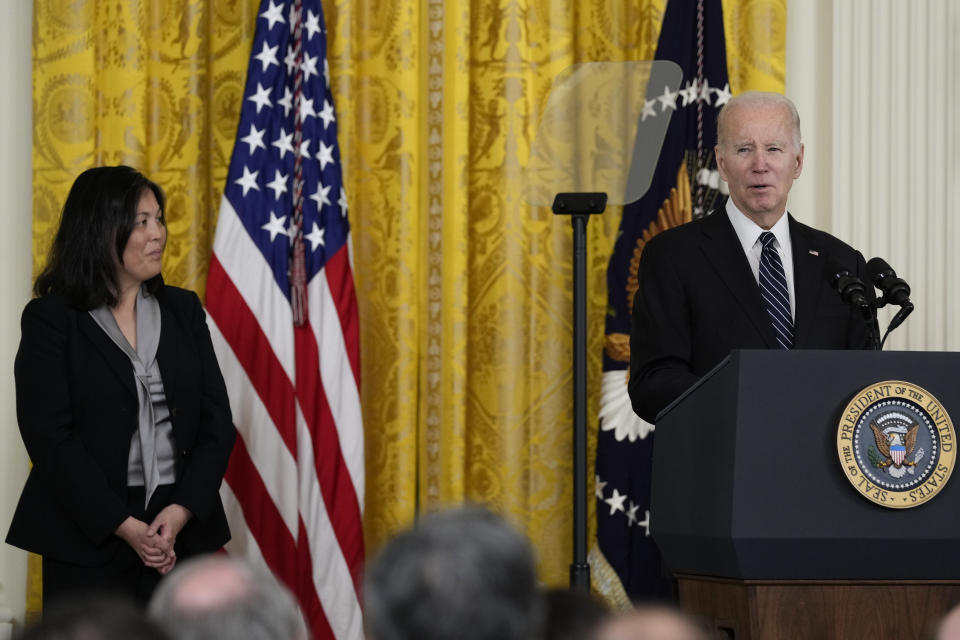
716,91,802,151
148,556,308,640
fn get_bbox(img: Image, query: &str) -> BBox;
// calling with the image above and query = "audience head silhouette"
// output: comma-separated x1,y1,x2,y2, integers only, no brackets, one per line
147,556,307,640
364,506,543,640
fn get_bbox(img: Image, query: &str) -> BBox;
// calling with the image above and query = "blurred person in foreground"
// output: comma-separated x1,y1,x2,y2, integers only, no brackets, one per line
5,166,235,604
147,555,308,640
15,593,170,640
595,605,710,640
364,506,544,640
936,602,960,640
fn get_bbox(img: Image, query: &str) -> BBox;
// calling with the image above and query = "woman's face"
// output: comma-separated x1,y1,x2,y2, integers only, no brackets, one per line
117,189,166,293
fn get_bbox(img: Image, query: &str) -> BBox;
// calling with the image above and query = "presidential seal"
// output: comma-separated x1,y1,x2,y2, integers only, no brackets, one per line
836,381,956,508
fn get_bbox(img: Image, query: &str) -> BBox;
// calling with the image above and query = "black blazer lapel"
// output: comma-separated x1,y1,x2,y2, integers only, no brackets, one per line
156,299,178,410
789,216,826,348
78,312,137,399
699,210,778,348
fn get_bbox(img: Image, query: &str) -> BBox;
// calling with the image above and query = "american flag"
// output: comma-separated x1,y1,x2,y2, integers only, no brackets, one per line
204,1,364,638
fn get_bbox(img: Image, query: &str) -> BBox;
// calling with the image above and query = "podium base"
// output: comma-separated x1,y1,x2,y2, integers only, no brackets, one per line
677,574,960,640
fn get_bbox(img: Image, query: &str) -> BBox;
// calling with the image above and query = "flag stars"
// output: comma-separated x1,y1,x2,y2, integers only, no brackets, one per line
298,139,311,159
595,475,608,500
316,140,334,170
259,0,286,30
298,96,317,122
605,488,627,516
626,501,640,527
640,98,657,122
638,510,651,536
267,170,289,200
240,124,266,155
698,77,714,105
658,85,679,112
714,82,732,107
278,86,293,117
301,52,319,83
338,187,348,218
304,10,322,40
305,222,325,251
323,58,330,88
284,45,298,75
272,127,295,159
310,182,332,209
247,83,273,114
286,216,298,246
261,211,288,242
679,80,698,107
234,166,260,196
318,100,336,129
254,41,279,72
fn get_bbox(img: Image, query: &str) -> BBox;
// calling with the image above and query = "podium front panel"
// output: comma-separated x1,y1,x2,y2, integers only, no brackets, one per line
652,350,960,579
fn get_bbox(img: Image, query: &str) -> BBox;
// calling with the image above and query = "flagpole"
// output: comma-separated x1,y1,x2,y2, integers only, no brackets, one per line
553,192,606,593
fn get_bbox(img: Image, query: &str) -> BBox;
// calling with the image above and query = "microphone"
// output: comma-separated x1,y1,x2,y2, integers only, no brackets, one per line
866,257,914,340
829,259,872,319
866,257,912,307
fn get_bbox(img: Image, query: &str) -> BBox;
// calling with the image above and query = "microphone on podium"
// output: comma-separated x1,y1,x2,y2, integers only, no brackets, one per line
866,257,914,333
828,259,872,319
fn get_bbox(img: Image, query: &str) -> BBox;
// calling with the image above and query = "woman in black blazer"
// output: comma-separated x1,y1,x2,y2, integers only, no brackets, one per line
6,166,235,605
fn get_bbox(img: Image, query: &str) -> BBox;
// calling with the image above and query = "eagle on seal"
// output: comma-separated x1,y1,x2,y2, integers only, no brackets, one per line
870,420,920,478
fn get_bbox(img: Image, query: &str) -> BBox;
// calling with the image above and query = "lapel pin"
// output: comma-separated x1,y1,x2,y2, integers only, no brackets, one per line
809,250,819,256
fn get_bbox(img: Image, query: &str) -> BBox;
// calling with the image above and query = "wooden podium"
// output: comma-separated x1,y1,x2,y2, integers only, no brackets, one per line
652,350,960,640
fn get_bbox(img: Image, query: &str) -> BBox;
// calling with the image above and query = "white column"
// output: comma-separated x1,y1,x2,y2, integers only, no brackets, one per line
834,0,959,351
0,0,34,631
789,0,960,351
786,0,833,233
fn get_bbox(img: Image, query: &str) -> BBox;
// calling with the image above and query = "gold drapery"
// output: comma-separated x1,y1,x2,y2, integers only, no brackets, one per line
33,0,261,293
30,0,785,612
328,0,786,585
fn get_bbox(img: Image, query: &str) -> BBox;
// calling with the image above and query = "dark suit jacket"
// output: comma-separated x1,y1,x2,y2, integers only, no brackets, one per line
628,209,874,423
6,285,236,565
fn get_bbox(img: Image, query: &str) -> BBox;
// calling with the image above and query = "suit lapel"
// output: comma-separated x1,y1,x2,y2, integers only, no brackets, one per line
155,294,178,409
79,311,137,399
788,216,825,348
698,210,778,348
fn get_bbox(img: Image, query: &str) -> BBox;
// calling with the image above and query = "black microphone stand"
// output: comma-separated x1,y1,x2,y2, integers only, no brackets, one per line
553,192,606,594
833,270,881,350
871,296,914,350
867,301,882,351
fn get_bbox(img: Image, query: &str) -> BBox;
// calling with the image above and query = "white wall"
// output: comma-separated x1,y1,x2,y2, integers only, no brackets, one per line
0,0,33,631
788,0,960,351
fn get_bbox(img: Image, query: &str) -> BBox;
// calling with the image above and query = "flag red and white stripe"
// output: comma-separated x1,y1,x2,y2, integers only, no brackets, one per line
205,1,364,637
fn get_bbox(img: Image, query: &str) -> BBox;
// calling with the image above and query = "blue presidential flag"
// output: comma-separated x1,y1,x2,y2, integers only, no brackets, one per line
593,0,731,599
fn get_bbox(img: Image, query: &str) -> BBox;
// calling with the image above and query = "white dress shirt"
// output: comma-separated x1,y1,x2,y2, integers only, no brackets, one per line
725,199,796,319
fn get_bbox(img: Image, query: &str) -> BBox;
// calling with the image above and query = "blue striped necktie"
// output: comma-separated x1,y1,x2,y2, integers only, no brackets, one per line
758,231,794,349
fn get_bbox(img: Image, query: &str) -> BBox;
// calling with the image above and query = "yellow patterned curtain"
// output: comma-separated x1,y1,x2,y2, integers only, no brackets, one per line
30,0,784,612
33,0,261,293
329,0,673,585
329,0,785,588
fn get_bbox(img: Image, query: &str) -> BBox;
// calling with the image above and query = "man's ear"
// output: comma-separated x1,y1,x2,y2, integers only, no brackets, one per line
794,143,805,179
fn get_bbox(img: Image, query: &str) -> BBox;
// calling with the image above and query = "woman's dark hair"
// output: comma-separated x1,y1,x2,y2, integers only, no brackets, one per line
35,165,166,309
